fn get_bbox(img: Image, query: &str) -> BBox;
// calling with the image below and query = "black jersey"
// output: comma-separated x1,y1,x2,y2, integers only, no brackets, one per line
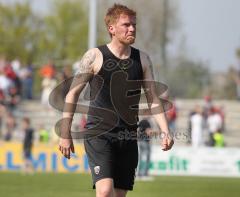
23,128,34,150
85,45,143,133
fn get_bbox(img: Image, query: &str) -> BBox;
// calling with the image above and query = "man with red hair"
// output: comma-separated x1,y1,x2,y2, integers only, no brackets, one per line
59,4,174,197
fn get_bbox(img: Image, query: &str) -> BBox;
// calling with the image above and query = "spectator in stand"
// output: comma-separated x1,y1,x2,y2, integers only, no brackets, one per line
41,75,57,108
61,66,72,81
190,105,204,148
213,130,225,147
137,112,153,180
203,96,213,116
22,117,34,174
4,112,16,141
11,59,21,76
40,60,57,108
38,125,50,143
19,62,34,100
215,106,225,133
0,69,13,96
40,60,56,78
207,107,223,146
0,61,21,111
4,62,22,96
187,108,196,145
4,62,16,79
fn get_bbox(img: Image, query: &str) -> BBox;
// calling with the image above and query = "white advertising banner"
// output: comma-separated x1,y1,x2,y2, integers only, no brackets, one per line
149,146,240,177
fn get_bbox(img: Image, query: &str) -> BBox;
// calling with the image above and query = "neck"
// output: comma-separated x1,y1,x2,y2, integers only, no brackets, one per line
107,40,131,59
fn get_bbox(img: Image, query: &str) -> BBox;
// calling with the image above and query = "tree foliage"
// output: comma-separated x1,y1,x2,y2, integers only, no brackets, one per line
1,0,232,99
0,2,42,63
0,0,89,65
166,58,210,98
42,0,88,61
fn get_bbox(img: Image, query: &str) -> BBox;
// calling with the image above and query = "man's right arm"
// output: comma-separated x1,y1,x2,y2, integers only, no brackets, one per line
59,48,97,159
63,49,96,119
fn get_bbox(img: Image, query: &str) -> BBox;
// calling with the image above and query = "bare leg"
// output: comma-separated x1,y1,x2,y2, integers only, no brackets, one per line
23,158,34,174
96,178,114,197
114,188,127,197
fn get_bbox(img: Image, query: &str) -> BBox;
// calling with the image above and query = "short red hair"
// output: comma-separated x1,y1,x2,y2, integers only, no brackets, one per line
104,4,136,36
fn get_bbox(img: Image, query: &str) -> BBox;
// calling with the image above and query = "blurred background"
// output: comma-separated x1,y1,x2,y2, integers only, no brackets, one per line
0,0,240,197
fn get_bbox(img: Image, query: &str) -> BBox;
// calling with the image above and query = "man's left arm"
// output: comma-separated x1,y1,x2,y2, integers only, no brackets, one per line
140,51,174,151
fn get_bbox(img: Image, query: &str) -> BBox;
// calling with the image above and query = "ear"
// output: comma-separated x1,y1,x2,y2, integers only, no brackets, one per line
108,24,115,36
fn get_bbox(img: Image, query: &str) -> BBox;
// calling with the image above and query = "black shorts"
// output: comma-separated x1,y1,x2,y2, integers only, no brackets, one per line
23,149,32,159
84,132,138,191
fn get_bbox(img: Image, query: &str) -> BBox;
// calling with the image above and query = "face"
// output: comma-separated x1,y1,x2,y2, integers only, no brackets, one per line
109,14,136,45
22,121,28,130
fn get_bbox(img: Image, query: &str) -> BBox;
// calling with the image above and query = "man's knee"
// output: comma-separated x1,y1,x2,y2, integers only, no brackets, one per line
114,188,127,197
96,178,114,197
97,187,113,197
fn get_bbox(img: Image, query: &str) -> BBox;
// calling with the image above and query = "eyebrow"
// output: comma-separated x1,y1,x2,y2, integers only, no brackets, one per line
122,22,136,26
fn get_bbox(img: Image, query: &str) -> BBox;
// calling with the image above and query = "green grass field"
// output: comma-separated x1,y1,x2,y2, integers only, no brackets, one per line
0,172,240,197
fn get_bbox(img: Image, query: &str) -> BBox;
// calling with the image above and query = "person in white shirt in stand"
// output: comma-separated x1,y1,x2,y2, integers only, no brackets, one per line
0,70,13,96
207,107,222,146
190,105,204,148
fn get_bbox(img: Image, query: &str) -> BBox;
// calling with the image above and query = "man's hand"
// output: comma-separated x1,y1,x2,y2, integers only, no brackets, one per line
161,133,174,151
59,137,75,159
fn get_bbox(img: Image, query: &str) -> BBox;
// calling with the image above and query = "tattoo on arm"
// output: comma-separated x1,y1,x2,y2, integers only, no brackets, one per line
63,50,96,118
69,50,96,95
76,50,96,74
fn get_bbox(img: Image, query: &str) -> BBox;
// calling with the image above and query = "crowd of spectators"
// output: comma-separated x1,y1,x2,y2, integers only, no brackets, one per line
0,56,74,143
0,56,231,149
189,96,225,148
0,57,32,142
